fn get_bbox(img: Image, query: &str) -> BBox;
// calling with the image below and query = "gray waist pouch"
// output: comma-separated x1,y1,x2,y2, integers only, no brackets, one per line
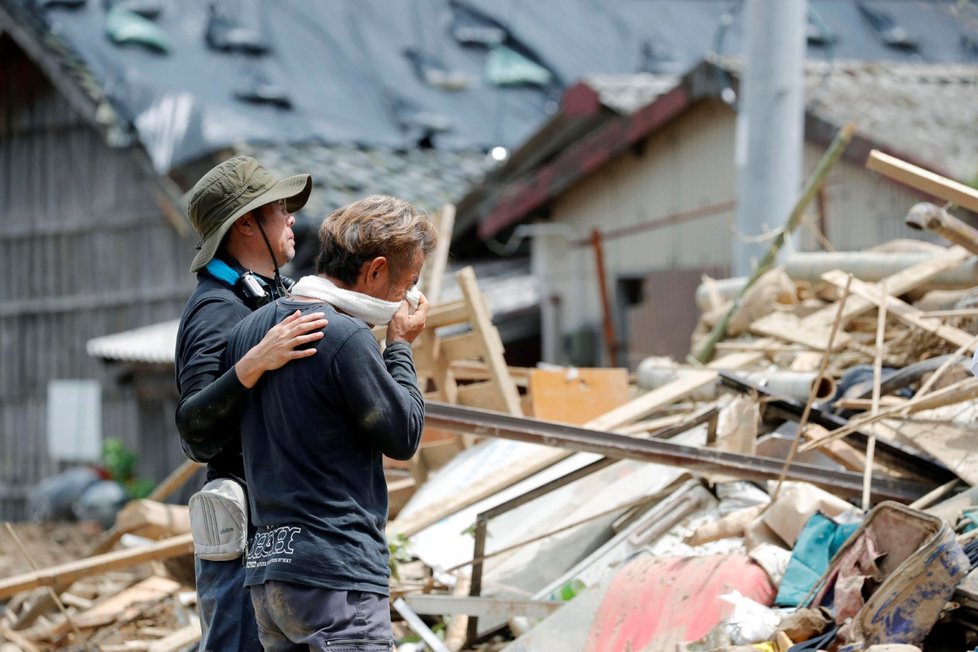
189,478,248,561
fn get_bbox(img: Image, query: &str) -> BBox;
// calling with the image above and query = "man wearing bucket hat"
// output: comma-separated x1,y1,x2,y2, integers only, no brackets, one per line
175,156,328,651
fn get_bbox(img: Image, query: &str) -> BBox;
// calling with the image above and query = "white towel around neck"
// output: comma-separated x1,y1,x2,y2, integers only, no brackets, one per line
291,275,420,325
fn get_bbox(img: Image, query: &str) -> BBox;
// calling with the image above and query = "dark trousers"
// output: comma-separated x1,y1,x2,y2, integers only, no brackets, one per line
195,556,262,652
250,580,393,651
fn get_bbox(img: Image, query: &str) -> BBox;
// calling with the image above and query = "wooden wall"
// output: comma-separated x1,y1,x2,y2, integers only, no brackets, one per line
0,36,194,519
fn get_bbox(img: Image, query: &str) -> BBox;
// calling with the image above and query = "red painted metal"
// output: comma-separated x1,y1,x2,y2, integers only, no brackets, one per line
584,555,775,652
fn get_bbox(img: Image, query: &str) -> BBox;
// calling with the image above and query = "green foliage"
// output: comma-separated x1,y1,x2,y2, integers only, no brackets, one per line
101,438,154,499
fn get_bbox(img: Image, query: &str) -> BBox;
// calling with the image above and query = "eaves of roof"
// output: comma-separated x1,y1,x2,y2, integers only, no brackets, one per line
0,0,128,143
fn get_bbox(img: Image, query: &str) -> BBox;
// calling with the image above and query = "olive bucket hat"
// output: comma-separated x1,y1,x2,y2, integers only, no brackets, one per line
187,155,312,273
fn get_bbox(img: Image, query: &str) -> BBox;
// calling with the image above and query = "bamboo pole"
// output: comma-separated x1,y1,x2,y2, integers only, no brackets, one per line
863,282,887,512
693,123,856,363
770,275,852,502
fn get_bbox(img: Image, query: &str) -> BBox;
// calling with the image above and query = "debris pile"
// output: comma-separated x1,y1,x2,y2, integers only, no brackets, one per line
4,152,978,651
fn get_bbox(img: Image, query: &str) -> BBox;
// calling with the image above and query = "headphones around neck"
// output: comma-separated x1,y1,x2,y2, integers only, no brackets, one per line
205,259,294,309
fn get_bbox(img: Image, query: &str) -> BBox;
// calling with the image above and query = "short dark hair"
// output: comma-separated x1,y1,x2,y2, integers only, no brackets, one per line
315,195,437,285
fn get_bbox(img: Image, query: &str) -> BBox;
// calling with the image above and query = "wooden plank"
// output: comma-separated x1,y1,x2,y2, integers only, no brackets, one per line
805,246,972,329
420,204,455,305
146,624,202,652
585,370,718,432
90,498,193,557
147,459,204,502
823,271,978,352
867,150,978,213
529,368,630,425
834,396,908,411
749,311,850,350
456,381,508,412
0,625,40,652
457,266,523,416
800,377,978,452
439,331,485,362
449,360,530,386
74,576,181,629
0,534,193,600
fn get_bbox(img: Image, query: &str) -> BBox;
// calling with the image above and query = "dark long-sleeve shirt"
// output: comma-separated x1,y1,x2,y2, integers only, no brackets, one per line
175,273,251,485
222,297,424,596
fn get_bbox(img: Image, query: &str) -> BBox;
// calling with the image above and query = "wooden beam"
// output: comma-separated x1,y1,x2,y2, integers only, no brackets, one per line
147,624,202,652
456,267,523,416
0,534,193,601
421,204,455,305
74,577,181,629
822,271,978,353
867,150,978,213
749,311,850,351
89,460,201,556
439,332,485,362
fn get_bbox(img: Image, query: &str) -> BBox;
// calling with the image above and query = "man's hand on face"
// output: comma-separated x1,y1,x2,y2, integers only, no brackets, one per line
386,292,428,346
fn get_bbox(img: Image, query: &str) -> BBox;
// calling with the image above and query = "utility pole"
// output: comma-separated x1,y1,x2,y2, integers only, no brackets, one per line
733,0,807,276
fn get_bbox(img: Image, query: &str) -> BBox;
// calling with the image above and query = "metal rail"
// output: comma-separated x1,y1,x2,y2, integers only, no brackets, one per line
424,401,932,502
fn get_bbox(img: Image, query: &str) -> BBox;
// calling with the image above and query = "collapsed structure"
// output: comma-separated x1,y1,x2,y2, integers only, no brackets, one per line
3,150,978,651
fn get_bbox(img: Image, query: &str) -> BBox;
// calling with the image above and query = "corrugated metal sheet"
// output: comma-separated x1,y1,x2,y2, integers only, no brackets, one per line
86,319,180,364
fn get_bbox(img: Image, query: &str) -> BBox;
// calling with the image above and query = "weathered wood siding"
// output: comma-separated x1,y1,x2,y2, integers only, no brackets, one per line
0,36,194,519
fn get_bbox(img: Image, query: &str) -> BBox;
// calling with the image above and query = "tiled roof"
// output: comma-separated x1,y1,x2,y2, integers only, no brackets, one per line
9,0,977,174
802,61,978,182
236,143,495,227
583,73,679,115
578,60,978,181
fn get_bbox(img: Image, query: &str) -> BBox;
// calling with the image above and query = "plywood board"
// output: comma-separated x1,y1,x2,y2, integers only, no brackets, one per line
529,368,630,425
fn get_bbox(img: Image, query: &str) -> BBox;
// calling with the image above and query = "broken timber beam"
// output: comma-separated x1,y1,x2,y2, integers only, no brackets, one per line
867,150,978,214
0,534,193,601
821,271,978,353
423,401,931,502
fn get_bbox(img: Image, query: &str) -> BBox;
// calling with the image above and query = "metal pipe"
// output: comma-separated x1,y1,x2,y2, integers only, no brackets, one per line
590,228,621,366
424,401,931,502
636,363,836,403
784,252,978,289
905,202,978,255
